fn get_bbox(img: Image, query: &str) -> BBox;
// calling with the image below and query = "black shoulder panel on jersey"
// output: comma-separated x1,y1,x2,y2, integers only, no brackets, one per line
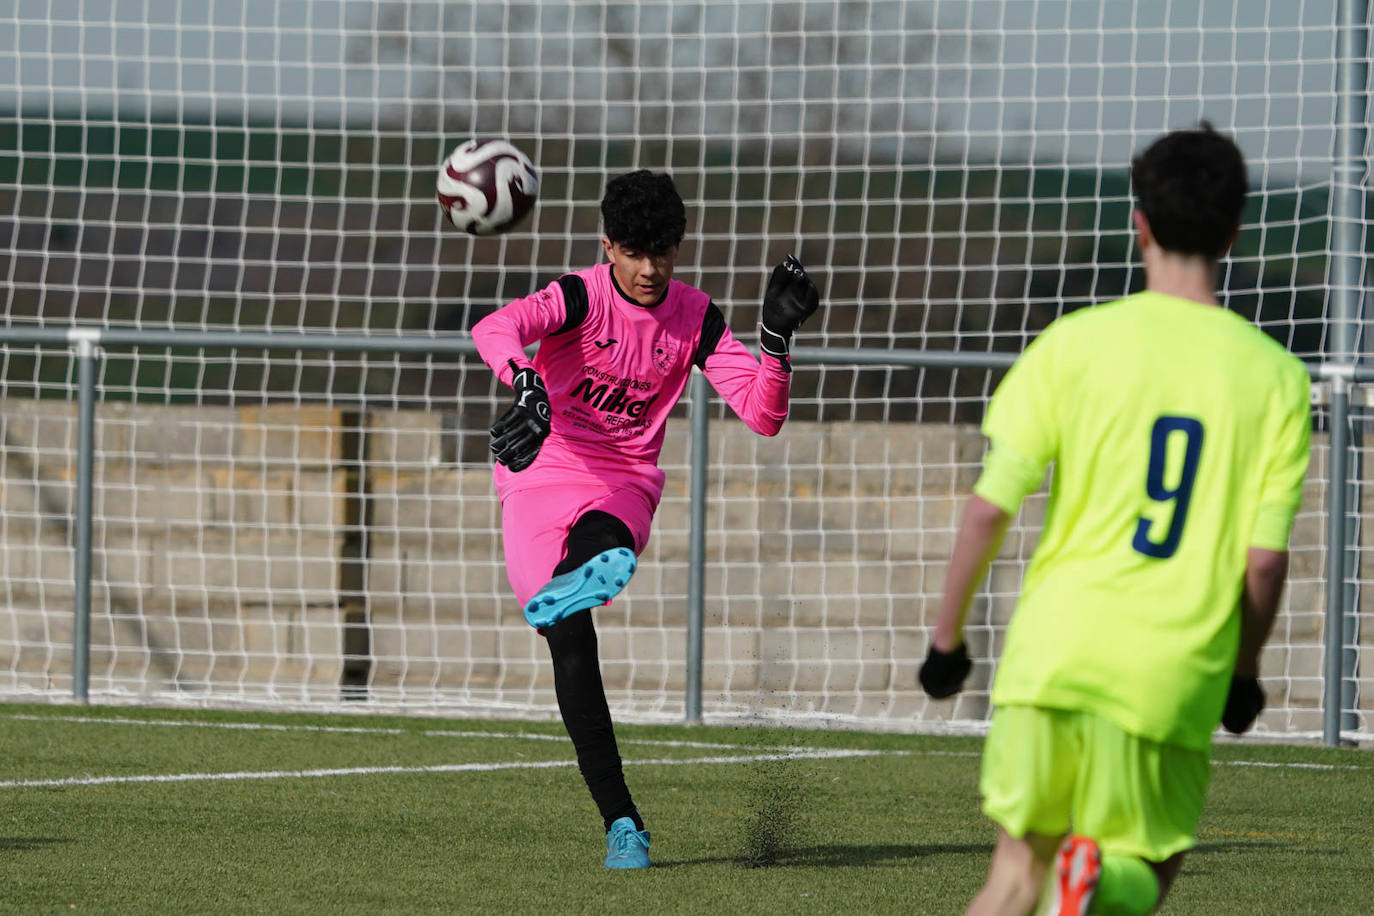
552,274,589,335
694,302,728,368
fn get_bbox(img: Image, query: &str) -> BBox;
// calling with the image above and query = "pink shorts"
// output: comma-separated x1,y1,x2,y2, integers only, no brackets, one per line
498,478,655,606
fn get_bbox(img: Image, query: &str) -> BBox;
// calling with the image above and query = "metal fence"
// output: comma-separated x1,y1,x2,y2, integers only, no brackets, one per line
0,325,1362,746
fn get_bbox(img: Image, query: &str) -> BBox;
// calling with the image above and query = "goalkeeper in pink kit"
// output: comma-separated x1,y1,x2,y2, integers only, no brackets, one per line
471,169,821,869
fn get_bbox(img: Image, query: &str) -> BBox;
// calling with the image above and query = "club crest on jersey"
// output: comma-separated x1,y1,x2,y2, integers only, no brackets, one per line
650,339,679,375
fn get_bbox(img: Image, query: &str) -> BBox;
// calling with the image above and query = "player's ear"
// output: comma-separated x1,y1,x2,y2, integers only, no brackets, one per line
601,237,615,261
1131,209,1153,251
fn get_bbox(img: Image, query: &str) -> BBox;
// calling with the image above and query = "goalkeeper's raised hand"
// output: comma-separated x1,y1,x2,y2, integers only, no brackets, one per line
759,254,821,361
490,360,551,472
1221,675,1265,734
919,641,972,699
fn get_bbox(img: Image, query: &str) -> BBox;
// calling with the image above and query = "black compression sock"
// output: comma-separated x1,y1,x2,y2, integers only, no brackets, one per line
543,611,639,831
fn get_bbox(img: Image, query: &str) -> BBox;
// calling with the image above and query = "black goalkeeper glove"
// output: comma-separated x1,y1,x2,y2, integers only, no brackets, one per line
1221,675,1265,734
489,360,551,472
759,254,821,361
919,641,972,699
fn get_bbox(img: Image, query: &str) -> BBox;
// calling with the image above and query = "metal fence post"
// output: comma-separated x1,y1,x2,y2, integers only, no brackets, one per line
70,328,100,704
1329,0,1369,744
1324,374,1350,745
685,370,709,724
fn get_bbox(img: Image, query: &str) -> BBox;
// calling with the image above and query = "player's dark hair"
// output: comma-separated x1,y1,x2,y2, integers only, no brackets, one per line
1130,121,1248,260
600,169,686,256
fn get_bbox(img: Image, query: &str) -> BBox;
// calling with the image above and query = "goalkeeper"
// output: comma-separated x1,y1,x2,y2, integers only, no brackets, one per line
472,169,821,870
920,123,1310,915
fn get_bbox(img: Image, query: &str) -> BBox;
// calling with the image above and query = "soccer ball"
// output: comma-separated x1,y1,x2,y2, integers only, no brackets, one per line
436,139,539,235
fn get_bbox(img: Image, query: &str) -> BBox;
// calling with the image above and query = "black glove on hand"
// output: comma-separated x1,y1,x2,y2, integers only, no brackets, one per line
919,642,972,699
760,254,821,360
490,360,551,472
1221,675,1265,734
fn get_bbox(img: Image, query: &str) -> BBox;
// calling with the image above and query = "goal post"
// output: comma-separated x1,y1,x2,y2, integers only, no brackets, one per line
0,1,1367,740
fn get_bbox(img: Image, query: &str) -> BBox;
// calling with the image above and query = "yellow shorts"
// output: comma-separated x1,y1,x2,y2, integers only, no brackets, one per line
979,704,1209,862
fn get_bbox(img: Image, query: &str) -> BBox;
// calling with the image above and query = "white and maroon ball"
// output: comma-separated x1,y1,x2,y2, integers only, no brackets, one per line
436,139,539,235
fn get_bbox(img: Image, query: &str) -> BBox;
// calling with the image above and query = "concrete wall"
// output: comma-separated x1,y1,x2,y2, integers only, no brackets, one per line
0,398,1352,734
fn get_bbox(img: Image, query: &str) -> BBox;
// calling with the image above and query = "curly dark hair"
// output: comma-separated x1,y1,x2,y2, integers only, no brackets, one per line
1130,121,1248,260
600,169,687,255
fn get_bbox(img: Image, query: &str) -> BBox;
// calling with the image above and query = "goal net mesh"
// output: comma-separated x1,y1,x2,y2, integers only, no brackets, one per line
0,0,1362,738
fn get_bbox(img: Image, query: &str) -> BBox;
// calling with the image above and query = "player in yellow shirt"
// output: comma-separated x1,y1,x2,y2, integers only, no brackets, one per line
920,123,1311,915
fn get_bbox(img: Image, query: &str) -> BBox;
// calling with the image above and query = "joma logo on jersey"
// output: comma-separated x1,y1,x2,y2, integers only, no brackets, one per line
570,378,660,417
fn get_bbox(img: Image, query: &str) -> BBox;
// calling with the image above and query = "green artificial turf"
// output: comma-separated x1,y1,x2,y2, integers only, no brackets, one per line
0,703,1369,914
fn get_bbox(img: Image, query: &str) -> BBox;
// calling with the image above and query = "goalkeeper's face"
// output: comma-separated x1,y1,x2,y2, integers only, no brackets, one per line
603,239,679,307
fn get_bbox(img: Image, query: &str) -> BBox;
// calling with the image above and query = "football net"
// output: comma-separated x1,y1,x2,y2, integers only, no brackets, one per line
0,1,1364,739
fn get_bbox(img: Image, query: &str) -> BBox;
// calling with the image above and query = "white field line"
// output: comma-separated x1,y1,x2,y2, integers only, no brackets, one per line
7,714,828,754
7,714,1362,774
1216,759,1366,771
0,749,885,790
6,714,406,735
420,728,835,755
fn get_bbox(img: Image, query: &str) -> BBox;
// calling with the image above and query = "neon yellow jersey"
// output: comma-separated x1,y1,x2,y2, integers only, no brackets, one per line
974,291,1311,750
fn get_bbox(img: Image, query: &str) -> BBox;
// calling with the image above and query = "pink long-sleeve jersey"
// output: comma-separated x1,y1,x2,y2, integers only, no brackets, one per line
472,262,792,504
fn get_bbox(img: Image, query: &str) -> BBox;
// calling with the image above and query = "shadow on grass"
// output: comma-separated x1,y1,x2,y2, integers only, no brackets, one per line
661,838,1326,871
0,837,71,851
656,842,992,869
1185,837,1348,875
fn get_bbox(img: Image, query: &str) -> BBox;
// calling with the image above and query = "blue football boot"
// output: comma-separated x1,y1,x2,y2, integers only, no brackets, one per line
603,816,651,870
523,547,637,629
